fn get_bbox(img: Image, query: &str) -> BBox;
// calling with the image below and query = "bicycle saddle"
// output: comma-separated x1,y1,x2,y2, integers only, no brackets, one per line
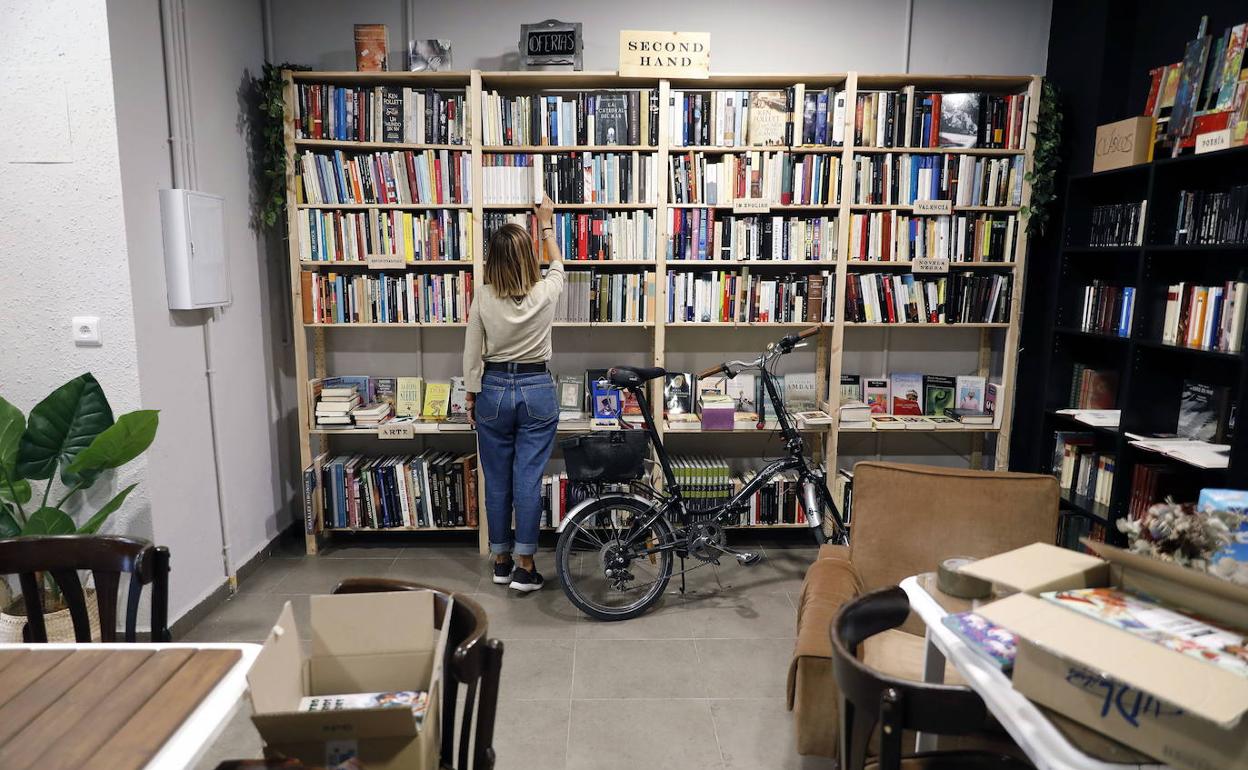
607,366,667,388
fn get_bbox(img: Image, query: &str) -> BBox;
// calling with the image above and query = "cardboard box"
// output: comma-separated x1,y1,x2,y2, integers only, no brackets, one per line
247,591,450,770
1093,116,1153,173
966,542,1248,770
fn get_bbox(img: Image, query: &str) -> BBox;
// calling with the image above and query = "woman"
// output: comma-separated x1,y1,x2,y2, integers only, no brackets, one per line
464,195,563,592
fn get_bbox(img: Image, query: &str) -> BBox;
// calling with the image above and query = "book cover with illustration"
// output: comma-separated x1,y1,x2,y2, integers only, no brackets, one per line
1042,587,1248,679
955,375,986,412
422,382,451,421
938,92,982,148
922,375,956,416
747,91,789,146
447,377,469,423
354,24,389,72
587,368,621,419
300,690,429,722
864,378,890,414
726,373,758,417
941,611,1017,672
888,373,923,415
594,93,631,145
840,374,862,405
396,376,424,417
664,372,693,415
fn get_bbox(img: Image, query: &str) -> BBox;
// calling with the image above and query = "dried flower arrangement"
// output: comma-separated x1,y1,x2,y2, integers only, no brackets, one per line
1117,498,1248,586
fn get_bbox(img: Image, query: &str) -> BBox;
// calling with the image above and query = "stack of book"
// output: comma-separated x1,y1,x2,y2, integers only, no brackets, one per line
1068,365,1118,409
300,271,473,325
480,89,658,147
667,151,840,206
1160,280,1247,352
850,153,1024,207
847,212,1018,263
317,451,477,529
293,84,468,145
663,371,818,431
555,271,654,323
296,149,471,205
1078,281,1135,337
314,384,362,427
296,209,471,264
844,272,1011,324
665,270,832,323
352,402,392,428
1087,201,1146,247
853,90,1031,149
1173,185,1248,245
484,211,655,262
482,152,658,205
667,212,838,262
1052,431,1115,508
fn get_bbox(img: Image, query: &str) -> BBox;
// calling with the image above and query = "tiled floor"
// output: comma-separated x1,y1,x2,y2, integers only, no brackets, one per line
190,536,837,770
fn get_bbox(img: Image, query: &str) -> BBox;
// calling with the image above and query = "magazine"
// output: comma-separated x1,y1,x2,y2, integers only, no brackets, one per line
300,690,430,721
941,611,1017,672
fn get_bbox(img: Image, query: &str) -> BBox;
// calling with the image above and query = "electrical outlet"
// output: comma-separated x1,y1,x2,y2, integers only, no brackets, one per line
72,316,101,346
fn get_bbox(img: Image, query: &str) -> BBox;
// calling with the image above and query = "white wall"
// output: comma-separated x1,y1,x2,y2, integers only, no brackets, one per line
271,0,1050,74
106,0,295,620
0,1,152,539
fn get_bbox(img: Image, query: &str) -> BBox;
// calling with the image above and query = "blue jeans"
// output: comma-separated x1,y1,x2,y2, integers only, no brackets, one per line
475,368,558,556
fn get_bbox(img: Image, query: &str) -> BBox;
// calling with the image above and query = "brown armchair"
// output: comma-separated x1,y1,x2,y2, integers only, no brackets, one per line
787,461,1058,758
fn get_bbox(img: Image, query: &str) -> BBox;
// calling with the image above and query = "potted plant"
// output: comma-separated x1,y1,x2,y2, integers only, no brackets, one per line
0,373,158,642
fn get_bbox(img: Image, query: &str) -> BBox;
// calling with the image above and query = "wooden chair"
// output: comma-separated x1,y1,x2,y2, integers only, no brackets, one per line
0,534,170,643
332,577,503,770
830,586,1033,770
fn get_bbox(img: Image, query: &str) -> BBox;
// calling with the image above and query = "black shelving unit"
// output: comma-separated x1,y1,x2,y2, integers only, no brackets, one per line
1038,146,1248,548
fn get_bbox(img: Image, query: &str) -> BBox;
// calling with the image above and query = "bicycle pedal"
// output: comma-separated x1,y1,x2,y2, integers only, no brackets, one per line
735,552,763,566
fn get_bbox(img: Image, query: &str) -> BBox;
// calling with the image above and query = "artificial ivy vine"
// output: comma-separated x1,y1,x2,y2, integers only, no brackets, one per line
1021,80,1062,238
255,62,308,230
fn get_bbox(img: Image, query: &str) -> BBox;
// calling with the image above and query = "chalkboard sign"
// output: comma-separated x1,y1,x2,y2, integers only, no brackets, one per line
520,19,582,70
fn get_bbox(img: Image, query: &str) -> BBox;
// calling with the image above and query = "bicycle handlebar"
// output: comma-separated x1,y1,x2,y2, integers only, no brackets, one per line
697,363,727,379
797,325,821,340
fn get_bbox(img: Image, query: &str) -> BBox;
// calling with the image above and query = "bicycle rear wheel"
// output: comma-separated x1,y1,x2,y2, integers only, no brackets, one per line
556,497,675,621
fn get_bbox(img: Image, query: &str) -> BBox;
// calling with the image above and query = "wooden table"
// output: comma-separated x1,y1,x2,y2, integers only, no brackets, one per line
0,642,260,770
901,574,1165,770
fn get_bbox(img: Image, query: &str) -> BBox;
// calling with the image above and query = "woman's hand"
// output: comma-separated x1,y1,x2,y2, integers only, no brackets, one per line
535,194,554,228
466,392,476,426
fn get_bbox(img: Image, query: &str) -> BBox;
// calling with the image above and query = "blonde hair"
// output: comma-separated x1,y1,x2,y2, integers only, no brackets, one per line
485,224,540,299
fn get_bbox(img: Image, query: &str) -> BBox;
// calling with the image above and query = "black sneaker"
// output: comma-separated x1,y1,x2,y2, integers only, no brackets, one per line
492,557,514,585
509,566,544,592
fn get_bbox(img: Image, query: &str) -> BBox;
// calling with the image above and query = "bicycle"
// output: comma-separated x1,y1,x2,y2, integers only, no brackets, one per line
554,325,850,621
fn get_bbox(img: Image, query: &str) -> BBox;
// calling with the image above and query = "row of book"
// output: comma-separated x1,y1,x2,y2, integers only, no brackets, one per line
480,90,657,147
680,457,813,525
482,152,659,204
554,271,654,323
853,90,1030,150
1126,463,1179,521
1173,185,1248,245
309,376,470,427
1052,432,1116,509
667,211,838,262
665,270,832,324
843,272,1011,324
850,153,1024,207
668,89,798,148
296,209,470,263
846,212,1018,263
1077,281,1136,337
317,451,477,529
538,474,634,528
1057,513,1107,552
299,271,472,325
1086,201,1146,247
293,85,468,145
297,149,470,206
484,211,655,262
660,370,819,420
1068,365,1117,409
840,372,998,417
667,151,840,206
1160,281,1248,353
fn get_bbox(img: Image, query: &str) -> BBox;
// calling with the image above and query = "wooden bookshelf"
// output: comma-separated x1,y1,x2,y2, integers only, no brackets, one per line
1039,147,1248,549
285,69,1042,554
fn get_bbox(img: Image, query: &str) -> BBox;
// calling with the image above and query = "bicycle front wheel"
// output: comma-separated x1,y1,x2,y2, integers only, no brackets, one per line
556,496,675,621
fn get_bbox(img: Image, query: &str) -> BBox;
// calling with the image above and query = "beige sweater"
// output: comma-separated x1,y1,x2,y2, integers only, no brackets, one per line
463,260,564,391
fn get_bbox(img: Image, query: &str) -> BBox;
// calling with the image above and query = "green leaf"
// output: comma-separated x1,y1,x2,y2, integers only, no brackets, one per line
21,507,76,536
16,374,114,483
0,505,18,538
66,410,159,476
0,396,24,475
77,483,138,535
0,478,31,505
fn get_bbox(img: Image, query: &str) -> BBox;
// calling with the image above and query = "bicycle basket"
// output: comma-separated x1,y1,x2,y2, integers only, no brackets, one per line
561,431,648,483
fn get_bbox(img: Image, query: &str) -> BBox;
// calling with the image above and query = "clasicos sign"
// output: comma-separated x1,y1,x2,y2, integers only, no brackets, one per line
619,30,710,78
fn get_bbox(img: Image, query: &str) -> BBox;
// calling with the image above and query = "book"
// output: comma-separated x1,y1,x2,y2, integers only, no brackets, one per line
408,39,452,72
447,377,469,423
949,408,993,425
984,381,1002,428
594,93,630,145
888,373,923,415
725,373,758,417
937,92,981,148
746,91,789,146
1177,380,1230,442
783,372,819,412
928,415,961,430
374,377,398,409
898,415,935,430
396,377,424,418
588,369,621,419
354,24,388,72
839,374,862,405
922,375,956,416
1042,587,1248,679
664,372,694,415
871,415,905,430
696,374,728,400
300,690,429,720
422,382,451,421
941,611,1017,672
797,409,836,427
864,378,890,414
955,375,986,413
558,374,585,412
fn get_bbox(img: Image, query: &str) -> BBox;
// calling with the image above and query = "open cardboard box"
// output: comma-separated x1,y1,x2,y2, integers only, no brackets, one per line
960,541,1248,770
246,590,450,770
